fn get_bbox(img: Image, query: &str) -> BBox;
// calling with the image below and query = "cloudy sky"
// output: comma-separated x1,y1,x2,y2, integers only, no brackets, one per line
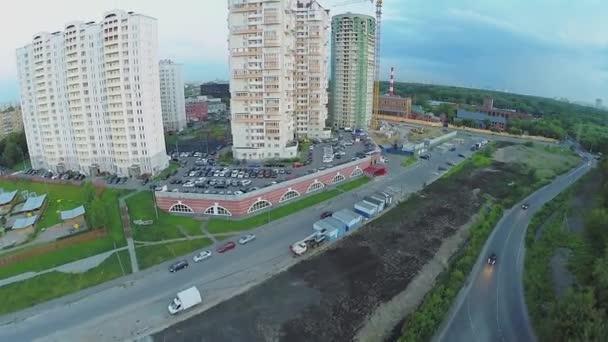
0,0,606,104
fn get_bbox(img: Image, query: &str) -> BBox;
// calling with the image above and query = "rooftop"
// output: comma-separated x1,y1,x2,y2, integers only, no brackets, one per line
60,205,86,220
12,215,38,229
21,194,47,212
0,190,18,206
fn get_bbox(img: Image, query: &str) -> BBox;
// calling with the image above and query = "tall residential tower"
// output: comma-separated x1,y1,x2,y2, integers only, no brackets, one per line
330,13,375,130
159,59,186,132
16,10,168,176
228,0,330,160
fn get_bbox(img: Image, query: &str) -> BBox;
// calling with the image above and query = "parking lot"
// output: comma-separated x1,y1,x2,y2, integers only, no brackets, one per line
17,168,86,182
152,131,376,196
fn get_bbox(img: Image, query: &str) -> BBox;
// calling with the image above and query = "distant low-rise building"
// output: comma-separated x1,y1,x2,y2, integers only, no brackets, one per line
456,98,531,131
378,95,411,117
185,96,227,122
0,107,23,139
200,82,229,99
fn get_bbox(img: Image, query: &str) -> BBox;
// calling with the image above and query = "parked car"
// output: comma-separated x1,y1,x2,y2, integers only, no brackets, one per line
447,161,456,166
320,211,333,219
521,203,529,210
458,153,466,158
193,250,212,262
238,234,256,245
217,241,236,253
169,260,189,273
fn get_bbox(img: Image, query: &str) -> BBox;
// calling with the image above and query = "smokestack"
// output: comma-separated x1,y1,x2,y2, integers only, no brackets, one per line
389,67,395,96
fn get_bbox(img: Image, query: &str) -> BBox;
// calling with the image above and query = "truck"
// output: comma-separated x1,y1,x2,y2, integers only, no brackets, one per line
290,232,327,257
168,286,202,315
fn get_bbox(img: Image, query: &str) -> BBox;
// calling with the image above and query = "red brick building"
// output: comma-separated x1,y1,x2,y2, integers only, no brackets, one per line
185,100,208,122
155,157,377,218
378,95,412,117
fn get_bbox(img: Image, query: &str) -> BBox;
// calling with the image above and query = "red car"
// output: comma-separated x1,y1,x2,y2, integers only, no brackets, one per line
217,241,236,253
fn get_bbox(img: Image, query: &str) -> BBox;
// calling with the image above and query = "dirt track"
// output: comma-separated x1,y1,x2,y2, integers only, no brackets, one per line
153,157,536,342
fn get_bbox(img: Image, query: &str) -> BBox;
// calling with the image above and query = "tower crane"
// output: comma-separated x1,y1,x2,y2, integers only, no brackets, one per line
332,0,384,131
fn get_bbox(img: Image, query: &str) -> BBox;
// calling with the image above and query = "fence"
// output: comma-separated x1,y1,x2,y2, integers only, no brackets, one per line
0,229,107,267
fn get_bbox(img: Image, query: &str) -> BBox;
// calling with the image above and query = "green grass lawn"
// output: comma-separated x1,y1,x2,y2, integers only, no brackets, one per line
207,177,371,234
136,238,212,270
401,156,418,168
0,250,131,316
126,191,203,241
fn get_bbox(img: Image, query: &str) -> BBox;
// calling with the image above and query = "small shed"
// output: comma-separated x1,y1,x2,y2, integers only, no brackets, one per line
0,190,18,214
60,205,86,229
11,215,38,236
313,217,346,237
354,201,378,219
19,194,48,213
332,209,363,232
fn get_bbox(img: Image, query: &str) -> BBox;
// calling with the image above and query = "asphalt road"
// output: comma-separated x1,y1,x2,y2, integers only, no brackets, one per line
434,158,595,342
0,136,478,342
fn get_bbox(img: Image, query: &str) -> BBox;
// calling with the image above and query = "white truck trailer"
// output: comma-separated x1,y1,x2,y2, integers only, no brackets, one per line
168,286,202,315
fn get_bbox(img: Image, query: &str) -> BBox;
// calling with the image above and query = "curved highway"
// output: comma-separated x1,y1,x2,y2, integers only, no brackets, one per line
435,159,594,342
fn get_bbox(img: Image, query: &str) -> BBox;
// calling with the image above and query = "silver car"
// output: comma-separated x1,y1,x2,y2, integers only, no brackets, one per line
238,234,256,245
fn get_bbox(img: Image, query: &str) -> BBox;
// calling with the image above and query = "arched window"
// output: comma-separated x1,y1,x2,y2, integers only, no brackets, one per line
248,200,271,214
216,206,231,216
204,205,232,216
279,190,300,203
169,203,194,213
331,174,346,184
350,167,363,178
307,181,324,193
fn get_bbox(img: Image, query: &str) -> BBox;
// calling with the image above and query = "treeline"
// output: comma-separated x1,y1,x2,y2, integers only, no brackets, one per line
524,159,608,340
0,131,28,169
383,82,608,153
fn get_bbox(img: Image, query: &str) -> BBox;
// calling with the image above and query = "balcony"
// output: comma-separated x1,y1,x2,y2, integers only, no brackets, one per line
232,26,261,35
231,3,261,13
233,70,262,79
232,48,259,57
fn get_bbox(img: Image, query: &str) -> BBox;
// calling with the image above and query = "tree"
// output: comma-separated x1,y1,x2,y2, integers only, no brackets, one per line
88,197,108,229
593,249,608,310
547,289,608,341
82,182,97,205
584,208,608,257
2,141,21,168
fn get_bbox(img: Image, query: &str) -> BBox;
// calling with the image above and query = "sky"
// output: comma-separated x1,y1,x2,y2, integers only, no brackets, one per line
0,0,607,104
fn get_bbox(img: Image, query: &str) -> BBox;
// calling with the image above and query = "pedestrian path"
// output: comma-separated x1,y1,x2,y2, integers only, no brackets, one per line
118,190,141,273
0,247,128,287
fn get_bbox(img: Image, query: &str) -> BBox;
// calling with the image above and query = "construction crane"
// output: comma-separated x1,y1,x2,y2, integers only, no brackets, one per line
331,0,384,131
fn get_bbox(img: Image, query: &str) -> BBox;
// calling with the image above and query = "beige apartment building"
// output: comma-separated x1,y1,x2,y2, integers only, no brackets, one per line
228,0,330,160
16,10,168,176
0,107,24,140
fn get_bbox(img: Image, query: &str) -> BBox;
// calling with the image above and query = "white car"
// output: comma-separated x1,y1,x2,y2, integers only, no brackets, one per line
193,250,212,262
241,180,252,186
183,182,195,188
238,234,256,245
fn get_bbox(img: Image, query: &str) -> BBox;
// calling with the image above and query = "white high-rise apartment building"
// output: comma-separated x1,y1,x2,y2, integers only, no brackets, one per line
330,13,376,129
294,0,330,139
16,10,168,176
159,59,186,132
228,0,329,160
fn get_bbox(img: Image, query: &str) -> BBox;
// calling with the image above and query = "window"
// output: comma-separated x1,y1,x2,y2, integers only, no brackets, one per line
307,181,324,193
331,174,346,184
169,203,193,213
248,200,271,214
204,205,232,216
279,190,300,203
350,167,363,178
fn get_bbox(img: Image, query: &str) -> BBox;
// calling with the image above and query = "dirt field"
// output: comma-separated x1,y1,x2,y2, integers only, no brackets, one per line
152,146,561,342
493,144,579,181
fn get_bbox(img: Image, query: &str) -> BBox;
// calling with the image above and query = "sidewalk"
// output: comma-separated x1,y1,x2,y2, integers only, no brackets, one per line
118,190,141,273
